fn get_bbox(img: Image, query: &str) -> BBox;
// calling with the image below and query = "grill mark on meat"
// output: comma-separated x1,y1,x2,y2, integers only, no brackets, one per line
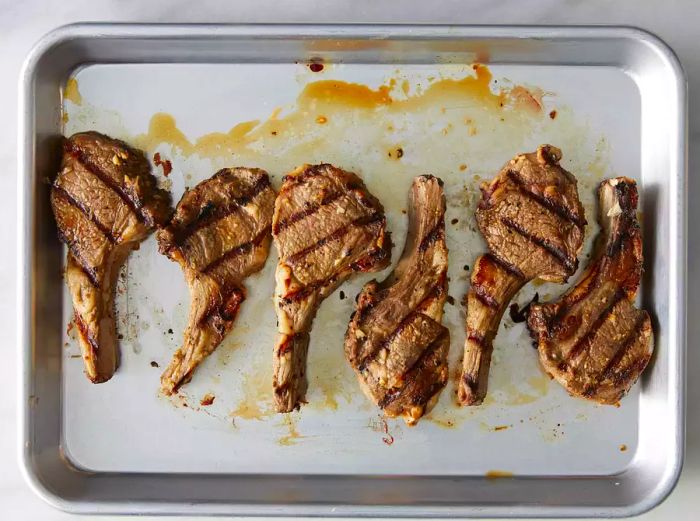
173,174,270,245
565,290,624,362
604,354,651,394
461,371,479,389
419,220,444,252
507,169,586,228
73,311,99,359
59,236,100,288
280,279,321,304
275,164,390,413
467,332,485,345
417,274,447,310
459,146,585,407
501,216,576,272
548,264,603,335
606,223,639,260
285,213,382,263
273,191,344,234
159,167,274,395
52,185,117,244
376,331,446,409
345,175,447,423
357,278,446,371
487,253,526,279
65,141,150,226
201,226,271,274
350,242,390,272
279,272,344,305
53,132,172,385
472,283,500,309
598,313,649,382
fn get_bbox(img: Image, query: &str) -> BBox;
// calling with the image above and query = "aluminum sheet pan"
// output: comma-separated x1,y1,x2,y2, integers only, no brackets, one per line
18,24,686,517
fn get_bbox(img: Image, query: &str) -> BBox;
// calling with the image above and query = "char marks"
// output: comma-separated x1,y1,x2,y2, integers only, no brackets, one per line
501,216,577,273
486,252,526,279
52,131,171,384
52,185,117,244
527,177,653,405
65,140,150,226
202,226,272,274
158,167,275,395
56,233,101,288
285,213,383,264
273,164,390,413
565,290,624,362
458,145,586,406
171,173,271,247
598,313,650,384
472,282,500,309
73,311,100,359
273,191,344,234
507,169,587,229
345,175,448,424
357,275,446,372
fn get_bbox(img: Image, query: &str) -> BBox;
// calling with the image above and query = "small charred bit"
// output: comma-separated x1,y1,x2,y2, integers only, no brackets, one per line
345,175,449,425
150,361,160,368
273,164,391,413
527,177,653,405
200,393,215,406
153,152,173,176
157,167,275,395
51,131,171,383
458,145,585,406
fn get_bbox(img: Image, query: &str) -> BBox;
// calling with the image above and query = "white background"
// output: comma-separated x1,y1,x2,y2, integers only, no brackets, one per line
1,1,697,520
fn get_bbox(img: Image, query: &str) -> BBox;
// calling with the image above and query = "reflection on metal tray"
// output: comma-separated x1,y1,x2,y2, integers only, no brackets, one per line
18,24,686,517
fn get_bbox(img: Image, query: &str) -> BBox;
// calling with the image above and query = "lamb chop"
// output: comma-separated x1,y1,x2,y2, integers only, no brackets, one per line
51,131,171,383
157,167,275,395
345,175,449,425
458,145,586,405
272,164,391,412
527,178,653,404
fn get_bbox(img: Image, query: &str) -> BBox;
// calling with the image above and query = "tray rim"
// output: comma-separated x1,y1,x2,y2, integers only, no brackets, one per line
17,22,687,517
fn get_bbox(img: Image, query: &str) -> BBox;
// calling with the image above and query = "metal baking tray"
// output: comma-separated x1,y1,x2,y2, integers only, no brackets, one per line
18,24,686,517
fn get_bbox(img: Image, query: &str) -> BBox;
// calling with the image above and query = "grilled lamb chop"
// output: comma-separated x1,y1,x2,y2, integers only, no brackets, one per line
458,145,586,405
51,132,171,383
272,164,391,412
345,175,449,425
527,178,653,404
157,168,275,395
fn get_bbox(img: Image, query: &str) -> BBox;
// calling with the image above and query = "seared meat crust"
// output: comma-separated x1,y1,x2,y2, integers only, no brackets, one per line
345,175,449,425
527,177,653,404
459,145,586,405
157,167,275,395
272,164,391,412
52,131,171,383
